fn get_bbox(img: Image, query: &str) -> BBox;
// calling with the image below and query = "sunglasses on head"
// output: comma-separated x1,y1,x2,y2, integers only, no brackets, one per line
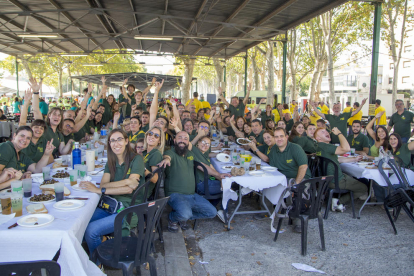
148,131,160,138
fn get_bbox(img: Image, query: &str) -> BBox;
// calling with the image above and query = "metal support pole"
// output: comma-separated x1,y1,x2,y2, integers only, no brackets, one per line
224,66,226,83
282,40,287,104
244,52,248,97
369,2,382,107
196,79,198,92
15,57,19,97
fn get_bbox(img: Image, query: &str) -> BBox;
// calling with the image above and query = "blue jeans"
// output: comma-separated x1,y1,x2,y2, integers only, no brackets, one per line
197,179,222,195
168,193,217,222
84,208,117,259
373,183,403,202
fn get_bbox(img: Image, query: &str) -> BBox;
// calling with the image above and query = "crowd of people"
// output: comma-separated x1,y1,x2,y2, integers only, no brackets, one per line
0,76,413,268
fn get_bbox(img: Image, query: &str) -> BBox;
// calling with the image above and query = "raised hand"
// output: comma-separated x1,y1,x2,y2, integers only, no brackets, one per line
230,115,235,124
217,87,223,96
170,117,178,128
260,98,266,104
113,111,120,123
331,127,341,136
361,98,368,105
28,78,42,92
197,129,207,137
44,139,56,156
122,78,129,86
24,89,33,103
86,104,92,117
101,76,106,84
154,79,164,93
151,77,157,85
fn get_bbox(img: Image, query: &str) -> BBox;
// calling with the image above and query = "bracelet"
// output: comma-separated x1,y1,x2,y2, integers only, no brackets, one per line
337,133,343,136
33,92,39,95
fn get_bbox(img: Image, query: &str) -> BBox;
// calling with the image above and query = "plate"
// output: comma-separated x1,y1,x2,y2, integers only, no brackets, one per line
53,200,85,210
71,184,90,192
236,138,251,146
248,171,265,176
27,197,56,204
211,150,222,153
221,165,235,170
262,167,276,171
17,214,54,228
216,153,231,163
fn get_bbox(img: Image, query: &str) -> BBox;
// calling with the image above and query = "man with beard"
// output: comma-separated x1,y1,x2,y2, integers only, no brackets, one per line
181,110,191,120
161,131,217,232
346,120,369,155
140,111,150,132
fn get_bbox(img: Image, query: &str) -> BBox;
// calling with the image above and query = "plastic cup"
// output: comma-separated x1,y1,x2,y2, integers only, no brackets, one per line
11,193,23,217
69,170,78,186
79,165,87,179
10,180,23,194
94,148,99,160
42,167,51,181
86,141,92,149
0,194,12,215
350,148,355,156
74,164,82,176
22,178,32,198
54,182,64,202
256,158,262,170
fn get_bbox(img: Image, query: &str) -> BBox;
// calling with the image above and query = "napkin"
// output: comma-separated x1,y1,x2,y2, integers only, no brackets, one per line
292,263,325,274
0,213,16,226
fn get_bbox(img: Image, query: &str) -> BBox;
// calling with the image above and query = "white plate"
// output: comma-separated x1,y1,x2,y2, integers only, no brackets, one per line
27,197,56,204
98,158,108,163
17,214,54,228
236,138,251,145
221,165,235,170
71,184,90,192
216,153,231,163
211,150,222,153
262,167,276,171
53,200,85,210
249,171,265,176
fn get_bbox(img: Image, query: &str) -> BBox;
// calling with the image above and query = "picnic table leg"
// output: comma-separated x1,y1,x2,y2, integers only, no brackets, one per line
227,185,243,230
358,180,373,219
260,191,272,217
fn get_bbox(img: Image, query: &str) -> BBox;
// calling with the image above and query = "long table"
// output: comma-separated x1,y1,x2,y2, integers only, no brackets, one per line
0,164,104,276
211,154,287,230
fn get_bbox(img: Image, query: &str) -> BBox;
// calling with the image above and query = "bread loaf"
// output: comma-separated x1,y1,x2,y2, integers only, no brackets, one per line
26,203,48,214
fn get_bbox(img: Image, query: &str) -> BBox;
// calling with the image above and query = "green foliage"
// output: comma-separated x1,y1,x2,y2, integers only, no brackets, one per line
398,91,410,98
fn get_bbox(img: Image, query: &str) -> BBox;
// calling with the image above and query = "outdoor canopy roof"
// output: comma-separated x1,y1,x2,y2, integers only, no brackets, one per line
0,0,348,58
71,72,196,93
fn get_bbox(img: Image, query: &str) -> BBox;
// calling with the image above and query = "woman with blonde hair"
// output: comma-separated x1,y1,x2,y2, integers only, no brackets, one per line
142,126,165,185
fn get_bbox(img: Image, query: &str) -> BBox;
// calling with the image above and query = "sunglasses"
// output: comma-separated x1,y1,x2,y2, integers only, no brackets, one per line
201,140,210,146
148,131,160,138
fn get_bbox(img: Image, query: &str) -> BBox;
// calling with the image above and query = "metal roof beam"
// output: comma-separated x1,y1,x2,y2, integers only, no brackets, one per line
159,0,169,52
128,0,143,50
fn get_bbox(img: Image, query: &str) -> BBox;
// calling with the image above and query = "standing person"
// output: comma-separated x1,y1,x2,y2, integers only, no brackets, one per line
200,94,211,110
319,101,330,115
253,99,274,128
347,102,362,135
120,81,136,118
343,102,352,134
39,98,49,120
12,97,21,115
290,100,297,114
80,129,145,264
185,92,203,112
366,111,391,157
374,99,387,127
314,127,367,212
387,99,414,143
311,99,367,144
218,84,251,118
346,120,369,155
159,131,217,232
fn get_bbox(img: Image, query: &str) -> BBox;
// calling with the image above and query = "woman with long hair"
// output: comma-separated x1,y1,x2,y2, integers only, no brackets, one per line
94,112,104,131
389,133,414,169
288,122,305,143
366,111,391,157
265,118,275,132
81,129,145,264
248,130,275,162
243,123,252,137
229,116,246,138
142,126,165,186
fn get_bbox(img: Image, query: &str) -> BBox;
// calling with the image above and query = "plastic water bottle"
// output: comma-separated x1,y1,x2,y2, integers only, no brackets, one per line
93,127,100,141
72,142,81,169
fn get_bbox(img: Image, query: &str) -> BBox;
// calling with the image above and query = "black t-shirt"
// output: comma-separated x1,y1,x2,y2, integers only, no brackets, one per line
0,115,7,120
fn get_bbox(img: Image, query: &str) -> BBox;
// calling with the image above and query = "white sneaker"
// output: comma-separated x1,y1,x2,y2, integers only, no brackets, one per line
335,204,345,212
359,193,369,201
331,198,339,212
217,210,226,223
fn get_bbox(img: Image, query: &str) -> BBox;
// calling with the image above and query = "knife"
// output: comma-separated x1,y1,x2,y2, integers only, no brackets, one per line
8,222,18,229
65,197,89,200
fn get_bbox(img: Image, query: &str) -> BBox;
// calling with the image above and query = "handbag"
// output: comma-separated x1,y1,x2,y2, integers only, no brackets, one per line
98,195,124,214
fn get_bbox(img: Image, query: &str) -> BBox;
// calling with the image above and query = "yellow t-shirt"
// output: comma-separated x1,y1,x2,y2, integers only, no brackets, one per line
375,106,387,125
310,111,321,125
272,109,281,122
290,104,297,114
185,98,203,112
348,109,362,126
248,103,256,109
204,114,211,120
321,104,329,114
201,101,211,109
283,109,291,115
343,106,352,113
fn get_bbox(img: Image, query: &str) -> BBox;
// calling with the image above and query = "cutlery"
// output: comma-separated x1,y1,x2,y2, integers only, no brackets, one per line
65,197,89,200
91,168,104,175
8,223,18,229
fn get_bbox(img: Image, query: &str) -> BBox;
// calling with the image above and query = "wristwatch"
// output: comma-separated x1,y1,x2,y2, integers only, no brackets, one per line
101,188,106,195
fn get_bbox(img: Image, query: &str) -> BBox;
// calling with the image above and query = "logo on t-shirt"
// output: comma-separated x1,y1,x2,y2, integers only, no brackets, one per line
396,151,400,155
316,151,322,156
38,147,43,153
402,116,405,120
286,159,292,164
340,118,345,120
187,156,194,161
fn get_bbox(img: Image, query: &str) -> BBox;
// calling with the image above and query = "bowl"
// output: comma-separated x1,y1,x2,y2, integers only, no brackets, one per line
240,154,252,162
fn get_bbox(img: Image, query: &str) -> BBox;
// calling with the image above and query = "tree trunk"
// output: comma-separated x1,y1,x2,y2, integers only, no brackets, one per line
287,29,297,102
252,48,260,90
321,11,335,110
20,58,33,80
213,57,224,88
309,59,320,100
181,58,195,104
316,59,327,100
267,41,275,105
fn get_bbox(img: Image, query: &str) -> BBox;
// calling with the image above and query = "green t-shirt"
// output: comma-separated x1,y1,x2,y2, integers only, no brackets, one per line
128,130,146,144
249,130,265,146
257,144,273,156
226,126,235,137
261,111,274,127
63,133,74,145
268,142,311,180
228,102,245,118
293,136,317,154
143,148,163,172
21,136,47,163
44,126,64,156
346,133,369,152
316,142,344,182
388,110,414,139
141,124,149,133
284,119,294,132
102,98,112,125
126,93,136,117
0,141,34,172
393,143,413,169
191,146,211,182
137,101,147,112
325,112,352,144
74,124,87,142
164,147,195,196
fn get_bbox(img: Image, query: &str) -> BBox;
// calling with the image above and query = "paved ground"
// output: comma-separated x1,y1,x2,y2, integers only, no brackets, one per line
103,194,414,276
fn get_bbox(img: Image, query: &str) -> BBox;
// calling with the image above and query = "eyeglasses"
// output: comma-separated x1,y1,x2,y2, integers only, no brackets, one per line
109,137,124,144
65,124,74,130
199,126,209,130
148,131,160,138
136,146,144,149
201,140,210,146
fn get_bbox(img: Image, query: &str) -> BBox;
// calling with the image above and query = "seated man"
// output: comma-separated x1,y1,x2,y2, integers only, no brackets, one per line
249,119,265,146
314,127,368,212
346,120,369,156
161,131,217,232
269,127,311,232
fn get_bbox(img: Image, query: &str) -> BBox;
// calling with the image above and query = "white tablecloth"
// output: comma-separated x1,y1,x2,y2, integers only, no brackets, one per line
211,157,287,209
0,170,103,276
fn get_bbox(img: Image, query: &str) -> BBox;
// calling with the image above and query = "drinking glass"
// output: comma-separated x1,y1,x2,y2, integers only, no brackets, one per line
243,162,250,173
69,170,78,186
86,141,92,149
42,167,51,181
11,193,23,217
0,194,12,215
94,148,99,160
11,180,23,194
79,165,87,179
350,148,356,156
256,158,262,170
22,178,32,198
54,182,64,202
250,159,256,171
